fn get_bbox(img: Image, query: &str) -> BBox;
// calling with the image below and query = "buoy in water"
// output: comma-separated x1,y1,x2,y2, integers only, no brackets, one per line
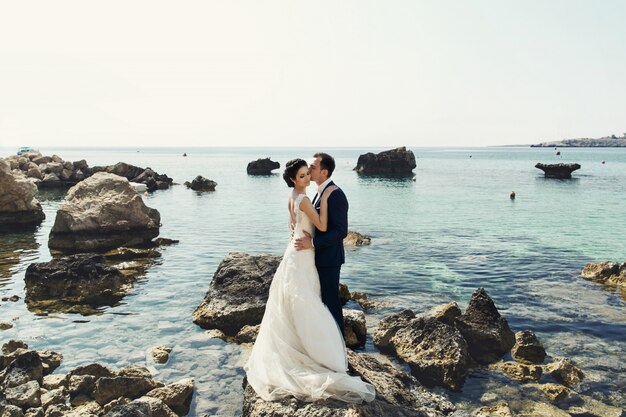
510,191,516,200
556,151,561,156
183,153,187,157
601,160,606,164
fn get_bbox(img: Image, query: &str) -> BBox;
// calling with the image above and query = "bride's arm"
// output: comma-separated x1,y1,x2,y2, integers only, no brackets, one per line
288,197,295,231
299,188,336,232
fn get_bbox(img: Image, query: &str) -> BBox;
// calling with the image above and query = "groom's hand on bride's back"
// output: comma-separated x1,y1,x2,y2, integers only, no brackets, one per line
294,231,312,251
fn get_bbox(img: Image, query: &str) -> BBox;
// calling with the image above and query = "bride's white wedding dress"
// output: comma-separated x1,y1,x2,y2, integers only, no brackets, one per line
244,193,376,403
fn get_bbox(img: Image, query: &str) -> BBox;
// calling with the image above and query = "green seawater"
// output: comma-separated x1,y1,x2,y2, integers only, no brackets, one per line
1,146,624,415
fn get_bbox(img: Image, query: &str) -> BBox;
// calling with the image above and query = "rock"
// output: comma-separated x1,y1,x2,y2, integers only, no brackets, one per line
428,302,462,326
472,402,514,417
534,383,572,402
353,147,416,175
581,261,626,287
68,363,116,379
68,375,97,396
48,172,161,252
234,325,260,344
94,376,162,405
343,230,371,246
184,176,217,191
489,361,542,382
192,252,282,336
145,378,194,416
133,396,177,417
338,283,351,305
41,387,68,409
544,358,584,387
511,330,546,364
72,401,104,416
151,238,179,247
516,401,572,417
243,350,458,417
535,163,581,179
5,380,42,408
0,350,44,388
0,159,45,230
390,317,470,391
37,351,63,375
246,158,280,175
44,403,72,417
118,365,151,379
102,398,132,414
151,346,172,364
372,309,416,352
1,405,25,417
103,401,152,417
454,288,515,364
24,407,43,417
42,374,68,390
2,340,28,355
343,309,367,349
349,292,378,310
0,321,13,330
24,254,135,307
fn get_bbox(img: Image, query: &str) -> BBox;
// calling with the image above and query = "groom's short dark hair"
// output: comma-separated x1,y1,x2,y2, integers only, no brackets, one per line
314,152,335,177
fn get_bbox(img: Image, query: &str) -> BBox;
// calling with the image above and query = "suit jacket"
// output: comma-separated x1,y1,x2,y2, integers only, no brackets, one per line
312,181,348,267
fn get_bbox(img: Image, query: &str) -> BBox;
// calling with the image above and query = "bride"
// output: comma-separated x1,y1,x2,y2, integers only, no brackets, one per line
244,158,376,404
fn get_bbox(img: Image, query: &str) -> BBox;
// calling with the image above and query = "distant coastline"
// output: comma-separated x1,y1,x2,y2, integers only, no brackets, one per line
531,134,626,147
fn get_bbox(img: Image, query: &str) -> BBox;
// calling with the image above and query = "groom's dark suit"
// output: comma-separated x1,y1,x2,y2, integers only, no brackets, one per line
312,181,348,333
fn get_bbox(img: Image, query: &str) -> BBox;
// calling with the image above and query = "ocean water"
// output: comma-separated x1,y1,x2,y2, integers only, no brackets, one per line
1,146,625,415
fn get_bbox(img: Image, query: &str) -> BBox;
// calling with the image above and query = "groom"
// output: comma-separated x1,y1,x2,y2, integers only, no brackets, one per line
295,152,348,334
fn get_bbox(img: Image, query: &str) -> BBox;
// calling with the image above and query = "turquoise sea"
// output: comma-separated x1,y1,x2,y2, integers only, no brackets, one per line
1,146,625,415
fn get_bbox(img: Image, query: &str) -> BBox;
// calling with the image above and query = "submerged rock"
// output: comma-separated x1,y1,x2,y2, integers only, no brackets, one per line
534,163,581,179
246,158,280,175
0,159,45,230
48,172,161,253
353,147,416,175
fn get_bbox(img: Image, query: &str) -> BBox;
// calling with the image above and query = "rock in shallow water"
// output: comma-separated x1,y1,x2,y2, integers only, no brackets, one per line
48,172,160,253
0,159,45,230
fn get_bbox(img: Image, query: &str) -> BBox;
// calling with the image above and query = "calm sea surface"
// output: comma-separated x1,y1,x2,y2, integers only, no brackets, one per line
1,146,625,415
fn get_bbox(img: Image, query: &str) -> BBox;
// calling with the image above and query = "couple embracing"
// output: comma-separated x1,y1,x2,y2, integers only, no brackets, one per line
244,153,376,403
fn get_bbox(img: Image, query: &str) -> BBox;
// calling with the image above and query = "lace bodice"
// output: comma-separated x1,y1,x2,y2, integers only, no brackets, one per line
293,193,315,239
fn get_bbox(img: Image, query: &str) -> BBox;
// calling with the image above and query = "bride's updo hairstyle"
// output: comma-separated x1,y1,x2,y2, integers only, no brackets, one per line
283,158,308,187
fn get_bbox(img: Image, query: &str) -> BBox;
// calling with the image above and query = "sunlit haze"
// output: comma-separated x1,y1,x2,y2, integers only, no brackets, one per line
1,1,625,148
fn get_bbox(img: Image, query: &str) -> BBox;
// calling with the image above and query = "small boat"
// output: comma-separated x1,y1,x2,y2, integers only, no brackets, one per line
17,146,38,155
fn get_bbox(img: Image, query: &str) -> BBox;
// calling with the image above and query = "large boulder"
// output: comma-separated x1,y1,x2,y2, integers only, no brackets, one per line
454,288,515,364
192,253,281,336
48,172,160,252
534,163,581,179
242,350,459,417
373,310,470,391
24,254,134,308
246,158,280,175
184,176,217,191
353,147,416,175
0,159,45,230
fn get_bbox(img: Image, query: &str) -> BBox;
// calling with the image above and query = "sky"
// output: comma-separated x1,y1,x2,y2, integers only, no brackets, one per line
1,1,625,148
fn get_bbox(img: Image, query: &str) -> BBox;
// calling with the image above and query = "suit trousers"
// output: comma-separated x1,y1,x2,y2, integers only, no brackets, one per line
317,266,344,335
